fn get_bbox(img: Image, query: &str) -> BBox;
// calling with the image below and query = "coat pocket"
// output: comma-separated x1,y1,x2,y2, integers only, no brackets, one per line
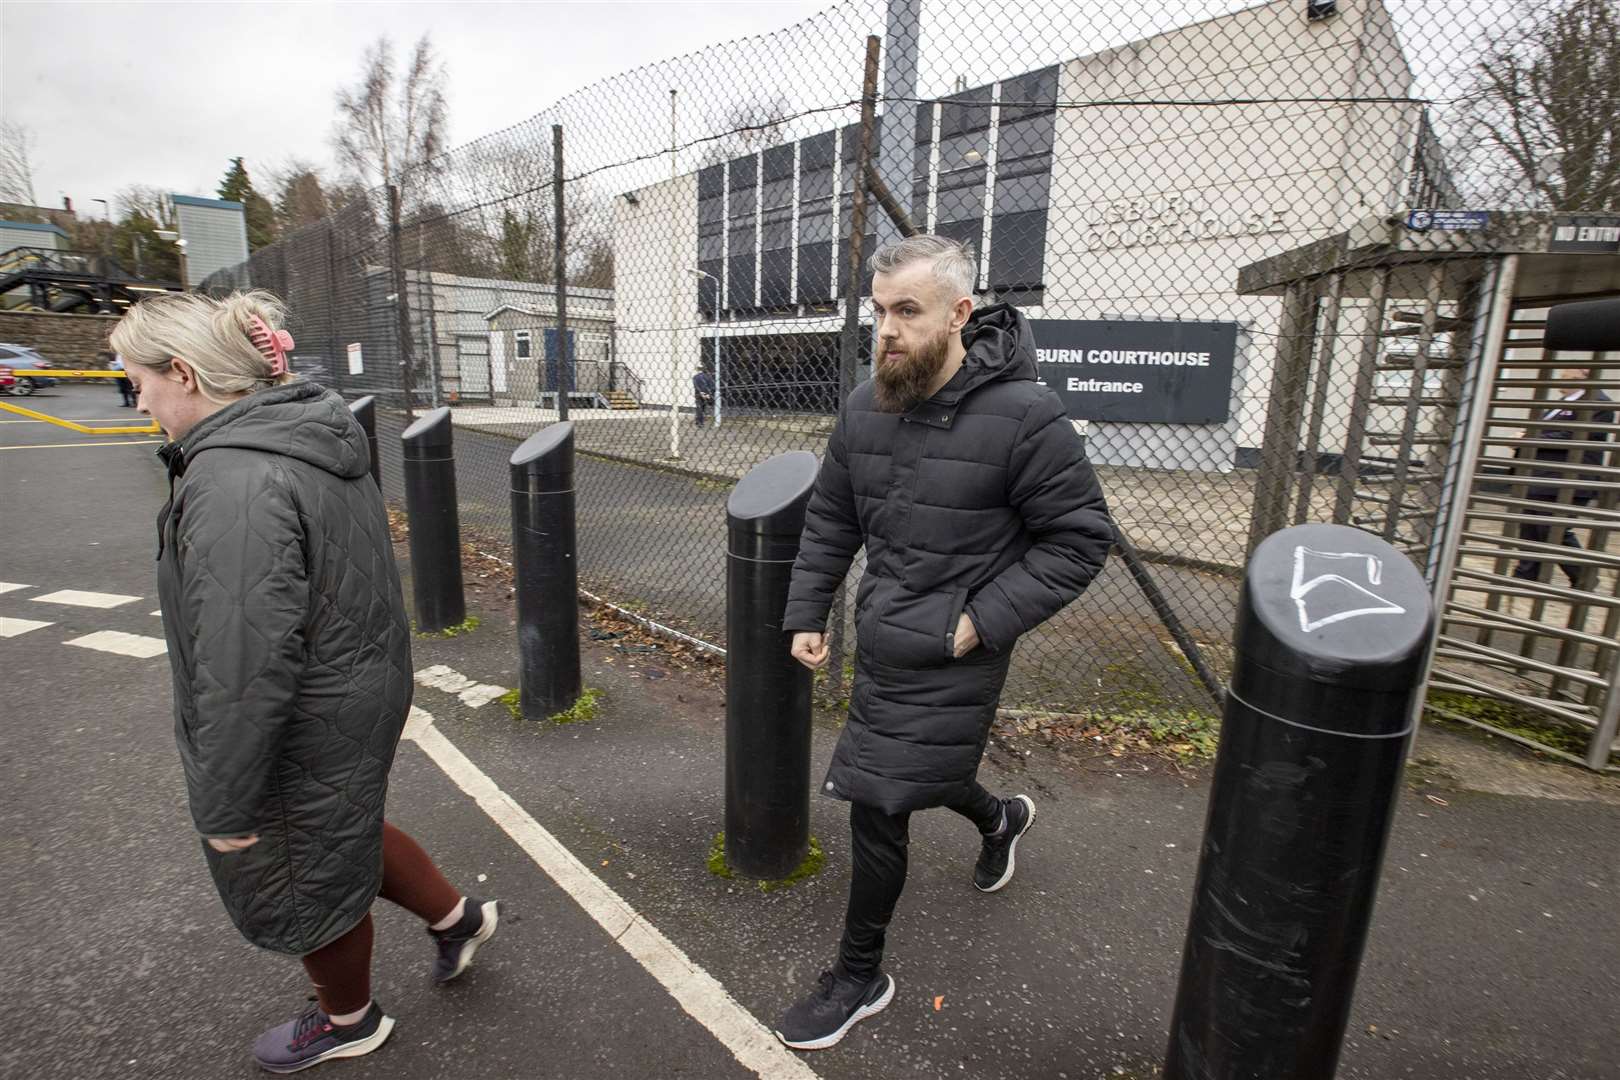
872,585,967,669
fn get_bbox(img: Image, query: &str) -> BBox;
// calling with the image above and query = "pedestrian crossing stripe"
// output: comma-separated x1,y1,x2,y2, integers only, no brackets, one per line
0,617,52,638
0,582,29,595
65,631,168,658
32,589,142,609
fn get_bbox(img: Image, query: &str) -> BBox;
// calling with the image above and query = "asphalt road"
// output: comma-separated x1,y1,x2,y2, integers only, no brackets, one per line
2,385,1616,1080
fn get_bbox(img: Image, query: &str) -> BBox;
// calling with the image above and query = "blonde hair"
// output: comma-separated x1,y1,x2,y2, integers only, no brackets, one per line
109,289,298,402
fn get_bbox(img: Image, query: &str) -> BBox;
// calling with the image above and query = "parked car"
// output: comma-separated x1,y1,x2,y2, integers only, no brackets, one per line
0,344,58,395
0,366,14,392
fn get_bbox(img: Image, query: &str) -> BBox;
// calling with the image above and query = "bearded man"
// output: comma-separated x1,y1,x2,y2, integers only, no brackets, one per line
775,234,1113,1050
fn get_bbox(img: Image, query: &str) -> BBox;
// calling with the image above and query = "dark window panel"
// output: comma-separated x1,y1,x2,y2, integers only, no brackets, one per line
936,178,986,223
912,179,930,224
939,85,993,138
760,248,794,307
698,192,726,227
763,143,795,181
729,154,758,189
797,241,833,303
800,131,836,171
762,178,793,212
988,209,1046,290
993,163,1052,215
999,66,1058,123
836,234,876,297
996,113,1056,161
698,231,724,261
727,252,756,311
698,164,725,201
762,213,792,251
939,131,990,173
800,164,833,204
914,101,933,144
799,209,835,244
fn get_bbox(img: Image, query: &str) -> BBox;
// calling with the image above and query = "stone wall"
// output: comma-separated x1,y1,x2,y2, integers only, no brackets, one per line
0,310,120,367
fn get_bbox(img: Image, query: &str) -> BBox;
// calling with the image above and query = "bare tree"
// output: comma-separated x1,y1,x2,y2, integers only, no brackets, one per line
1460,0,1620,209
697,94,796,167
267,158,333,233
332,35,448,207
0,120,38,205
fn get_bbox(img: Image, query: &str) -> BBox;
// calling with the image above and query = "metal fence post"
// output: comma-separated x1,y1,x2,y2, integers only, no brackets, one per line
400,407,466,633
510,422,582,718
553,123,572,422
724,451,819,879
1164,523,1434,1080
387,185,417,419
349,394,381,487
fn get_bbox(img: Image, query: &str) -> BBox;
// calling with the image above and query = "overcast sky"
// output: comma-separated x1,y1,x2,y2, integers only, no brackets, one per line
4,0,1516,219
2,1,829,216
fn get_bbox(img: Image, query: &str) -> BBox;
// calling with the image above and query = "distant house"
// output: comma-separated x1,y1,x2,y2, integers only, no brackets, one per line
171,195,248,289
0,220,69,254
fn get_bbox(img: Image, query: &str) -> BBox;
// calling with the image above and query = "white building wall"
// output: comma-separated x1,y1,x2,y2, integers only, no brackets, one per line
1040,0,1422,468
613,173,701,412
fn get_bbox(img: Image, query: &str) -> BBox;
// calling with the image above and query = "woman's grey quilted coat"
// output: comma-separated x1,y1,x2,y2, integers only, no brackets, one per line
154,381,411,955
783,305,1113,814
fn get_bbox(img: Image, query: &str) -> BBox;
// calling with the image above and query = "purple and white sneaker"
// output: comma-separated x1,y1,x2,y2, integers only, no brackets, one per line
430,897,500,983
252,1001,394,1073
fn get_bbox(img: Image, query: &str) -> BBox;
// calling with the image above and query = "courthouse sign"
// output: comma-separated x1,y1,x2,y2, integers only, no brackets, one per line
1031,319,1237,424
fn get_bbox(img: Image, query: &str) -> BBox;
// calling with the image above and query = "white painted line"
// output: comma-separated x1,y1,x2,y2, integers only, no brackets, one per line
151,610,163,617
32,589,142,609
0,617,53,638
0,439,164,451
0,582,29,595
403,707,816,1080
415,664,508,710
65,630,168,658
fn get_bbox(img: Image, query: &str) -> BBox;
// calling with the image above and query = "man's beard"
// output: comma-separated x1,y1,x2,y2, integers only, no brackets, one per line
872,329,951,413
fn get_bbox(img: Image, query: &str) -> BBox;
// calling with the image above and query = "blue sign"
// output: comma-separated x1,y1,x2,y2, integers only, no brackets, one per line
1406,209,1489,232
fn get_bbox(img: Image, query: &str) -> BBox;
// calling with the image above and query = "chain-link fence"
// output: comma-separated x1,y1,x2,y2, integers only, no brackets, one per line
202,0,1616,733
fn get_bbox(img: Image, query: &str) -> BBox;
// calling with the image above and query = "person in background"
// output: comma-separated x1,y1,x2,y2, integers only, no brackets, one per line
693,365,715,427
111,290,499,1074
1512,365,1615,588
109,352,136,406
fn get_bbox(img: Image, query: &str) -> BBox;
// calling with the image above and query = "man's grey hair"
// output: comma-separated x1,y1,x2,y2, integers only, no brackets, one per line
870,234,976,300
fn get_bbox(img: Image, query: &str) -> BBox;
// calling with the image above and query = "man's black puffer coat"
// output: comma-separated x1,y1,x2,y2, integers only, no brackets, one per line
155,381,412,955
783,304,1112,814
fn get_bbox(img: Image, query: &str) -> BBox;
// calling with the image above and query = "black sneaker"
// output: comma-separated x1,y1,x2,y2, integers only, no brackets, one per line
430,898,500,984
252,1001,394,1074
775,969,895,1051
973,795,1036,893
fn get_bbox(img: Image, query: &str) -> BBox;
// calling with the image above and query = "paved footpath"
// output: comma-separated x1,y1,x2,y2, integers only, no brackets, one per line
2,386,1617,1080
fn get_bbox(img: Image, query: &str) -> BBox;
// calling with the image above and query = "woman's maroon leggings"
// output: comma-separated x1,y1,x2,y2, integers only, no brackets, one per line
301,821,461,1015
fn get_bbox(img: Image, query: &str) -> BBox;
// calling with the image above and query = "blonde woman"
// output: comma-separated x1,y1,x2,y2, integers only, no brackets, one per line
113,291,498,1073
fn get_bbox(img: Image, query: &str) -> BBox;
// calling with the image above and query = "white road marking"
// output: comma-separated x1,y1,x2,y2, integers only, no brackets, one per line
32,589,142,609
403,707,816,1080
64,631,168,658
414,664,509,709
0,617,53,637
0,439,163,450
0,582,29,595
151,610,163,617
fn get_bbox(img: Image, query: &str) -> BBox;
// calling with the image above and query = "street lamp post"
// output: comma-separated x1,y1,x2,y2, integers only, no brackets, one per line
690,268,722,428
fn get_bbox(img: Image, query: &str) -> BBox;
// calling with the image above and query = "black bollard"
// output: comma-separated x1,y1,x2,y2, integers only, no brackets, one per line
1164,523,1434,1080
510,423,581,718
348,395,381,487
724,451,819,879
400,407,466,633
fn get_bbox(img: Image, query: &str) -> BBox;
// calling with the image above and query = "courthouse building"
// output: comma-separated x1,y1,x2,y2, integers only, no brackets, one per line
612,0,1453,470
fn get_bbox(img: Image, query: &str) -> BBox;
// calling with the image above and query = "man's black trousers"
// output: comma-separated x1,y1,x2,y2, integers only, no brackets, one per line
837,779,1002,980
